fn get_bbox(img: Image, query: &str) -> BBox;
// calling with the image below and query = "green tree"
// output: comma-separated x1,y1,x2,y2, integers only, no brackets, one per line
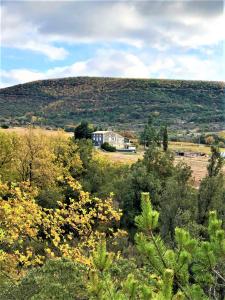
0,259,87,300
88,193,225,299
134,193,225,299
198,174,225,226
198,146,225,225
162,125,168,152
74,121,94,140
117,146,197,241
207,146,224,177
140,115,159,148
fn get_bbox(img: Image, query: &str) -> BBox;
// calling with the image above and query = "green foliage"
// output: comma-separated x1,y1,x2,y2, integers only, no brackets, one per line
1,77,224,130
162,125,168,152
92,240,113,272
101,142,116,152
140,114,164,148
87,193,225,299
207,146,224,177
200,133,225,147
74,121,94,140
135,193,159,232
0,259,88,300
198,146,225,225
0,126,225,299
1,124,9,129
134,194,225,299
117,145,196,243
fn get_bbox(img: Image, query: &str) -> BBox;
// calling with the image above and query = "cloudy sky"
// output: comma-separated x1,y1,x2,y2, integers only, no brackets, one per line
1,0,224,87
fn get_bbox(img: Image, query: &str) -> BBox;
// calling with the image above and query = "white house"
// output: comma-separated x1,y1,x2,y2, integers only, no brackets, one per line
92,131,125,149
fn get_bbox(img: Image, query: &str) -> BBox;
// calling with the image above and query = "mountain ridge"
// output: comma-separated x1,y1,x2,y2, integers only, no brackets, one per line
0,76,224,131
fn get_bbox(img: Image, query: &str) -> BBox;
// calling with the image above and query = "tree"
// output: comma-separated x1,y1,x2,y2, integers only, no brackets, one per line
74,121,94,140
1,191,225,299
87,193,225,299
207,146,224,177
0,259,88,300
140,115,159,148
162,125,168,152
0,132,19,180
15,129,60,188
0,176,122,279
134,193,225,299
197,146,225,225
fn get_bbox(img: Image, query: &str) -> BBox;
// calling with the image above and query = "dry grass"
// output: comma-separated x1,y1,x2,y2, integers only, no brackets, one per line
175,156,209,186
218,131,225,138
98,149,225,187
97,150,143,164
0,127,73,137
169,141,211,154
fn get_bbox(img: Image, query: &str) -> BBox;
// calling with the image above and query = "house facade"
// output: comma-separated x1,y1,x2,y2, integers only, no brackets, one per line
92,131,125,149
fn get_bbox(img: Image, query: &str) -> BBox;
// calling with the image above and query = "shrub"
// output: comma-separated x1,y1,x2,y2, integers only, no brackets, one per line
1,124,9,129
101,142,116,152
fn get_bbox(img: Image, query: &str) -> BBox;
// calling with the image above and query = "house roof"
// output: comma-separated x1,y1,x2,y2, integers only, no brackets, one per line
92,131,109,134
92,131,125,139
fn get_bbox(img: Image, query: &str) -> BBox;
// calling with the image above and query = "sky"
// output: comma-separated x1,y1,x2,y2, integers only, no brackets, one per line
0,0,225,88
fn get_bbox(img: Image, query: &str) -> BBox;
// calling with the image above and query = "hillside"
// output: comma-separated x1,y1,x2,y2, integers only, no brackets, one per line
0,77,224,130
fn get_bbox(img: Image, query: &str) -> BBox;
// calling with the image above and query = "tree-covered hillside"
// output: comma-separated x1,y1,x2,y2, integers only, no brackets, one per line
0,77,224,130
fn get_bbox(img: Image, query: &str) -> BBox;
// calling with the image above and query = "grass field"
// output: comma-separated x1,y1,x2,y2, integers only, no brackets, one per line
0,127,73,137
169,141,212,154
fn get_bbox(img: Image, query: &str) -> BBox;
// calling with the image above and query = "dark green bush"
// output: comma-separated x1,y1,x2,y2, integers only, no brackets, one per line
1,124,9,129
101,142,116,152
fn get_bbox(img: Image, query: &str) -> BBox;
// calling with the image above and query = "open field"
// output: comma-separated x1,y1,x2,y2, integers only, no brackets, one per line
0,127,74,137
98,150,209,184
98,150,225,187
169,141,211,154
175,156,208,186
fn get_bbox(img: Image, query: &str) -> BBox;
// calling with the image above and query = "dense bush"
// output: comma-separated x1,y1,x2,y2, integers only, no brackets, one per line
1,124,9,129
101,142,116,152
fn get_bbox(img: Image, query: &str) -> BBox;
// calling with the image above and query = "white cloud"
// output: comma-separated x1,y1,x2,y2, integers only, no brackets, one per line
151,55,224,81
1,49,223,88
1,69,44,87
1,1,224,57
0,50,150,87
1,6,68,60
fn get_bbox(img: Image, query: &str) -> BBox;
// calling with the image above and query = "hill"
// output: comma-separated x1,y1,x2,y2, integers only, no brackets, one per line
0,77,224,131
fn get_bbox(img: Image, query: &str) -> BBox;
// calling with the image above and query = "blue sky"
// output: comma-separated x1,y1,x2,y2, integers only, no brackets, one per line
1,0,224,87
